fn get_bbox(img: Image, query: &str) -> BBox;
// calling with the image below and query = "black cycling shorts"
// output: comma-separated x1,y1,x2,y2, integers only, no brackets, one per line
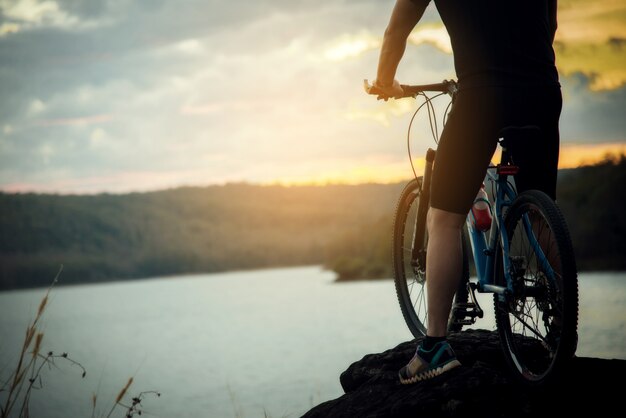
430,85,562,215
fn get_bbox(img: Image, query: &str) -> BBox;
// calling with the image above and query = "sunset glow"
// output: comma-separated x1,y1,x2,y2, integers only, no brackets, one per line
269,142,626,187
555,0,626,91
407,24,452,54
558,142,626,168
0,0,624,194
324,32,380,62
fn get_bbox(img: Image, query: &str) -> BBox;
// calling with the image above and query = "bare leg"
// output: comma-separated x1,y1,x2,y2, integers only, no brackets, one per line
398,206,466,383
425,207,466,337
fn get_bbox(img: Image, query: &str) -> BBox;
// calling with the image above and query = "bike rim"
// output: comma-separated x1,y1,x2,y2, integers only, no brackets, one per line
500,203,566,381
398,187,428,336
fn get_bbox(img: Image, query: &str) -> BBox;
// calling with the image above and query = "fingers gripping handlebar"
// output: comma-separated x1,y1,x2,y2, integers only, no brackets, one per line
363,79,458,100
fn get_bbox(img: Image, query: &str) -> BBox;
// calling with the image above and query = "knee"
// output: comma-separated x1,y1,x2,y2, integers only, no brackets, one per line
427,207,466,233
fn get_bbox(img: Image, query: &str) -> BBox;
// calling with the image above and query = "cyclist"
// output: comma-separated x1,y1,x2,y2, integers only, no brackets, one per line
369,0,561,383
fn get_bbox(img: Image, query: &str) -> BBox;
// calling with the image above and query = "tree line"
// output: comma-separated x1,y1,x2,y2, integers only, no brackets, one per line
0,156,624,290
326,154,626,280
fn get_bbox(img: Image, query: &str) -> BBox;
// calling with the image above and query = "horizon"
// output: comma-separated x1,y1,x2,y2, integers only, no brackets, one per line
1,0,625,194
2,149,623,197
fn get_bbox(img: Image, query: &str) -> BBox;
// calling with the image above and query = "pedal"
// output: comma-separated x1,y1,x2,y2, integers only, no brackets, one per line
451,282,485,326
452,318,479,326
452,302,484,320
467,282,484,318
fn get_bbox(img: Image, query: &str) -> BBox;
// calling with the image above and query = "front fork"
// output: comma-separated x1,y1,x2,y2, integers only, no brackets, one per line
411,148,436,273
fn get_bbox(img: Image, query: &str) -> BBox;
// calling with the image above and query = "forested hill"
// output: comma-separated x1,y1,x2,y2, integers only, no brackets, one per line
1,157,625,290
0,183,404,289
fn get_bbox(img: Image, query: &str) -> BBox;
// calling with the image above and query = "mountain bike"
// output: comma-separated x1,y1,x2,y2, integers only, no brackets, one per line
364,79,579,385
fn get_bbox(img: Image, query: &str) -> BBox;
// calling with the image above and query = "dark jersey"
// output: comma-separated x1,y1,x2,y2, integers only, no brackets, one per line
414,0,560,89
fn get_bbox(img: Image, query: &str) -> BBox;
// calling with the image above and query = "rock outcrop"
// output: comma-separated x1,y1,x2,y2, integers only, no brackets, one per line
302,329,625,417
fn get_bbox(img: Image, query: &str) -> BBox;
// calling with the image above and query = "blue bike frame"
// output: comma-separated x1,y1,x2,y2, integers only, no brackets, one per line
465,164,556,301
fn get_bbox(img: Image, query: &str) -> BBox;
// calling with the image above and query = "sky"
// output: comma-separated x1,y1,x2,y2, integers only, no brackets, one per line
0,0,625,194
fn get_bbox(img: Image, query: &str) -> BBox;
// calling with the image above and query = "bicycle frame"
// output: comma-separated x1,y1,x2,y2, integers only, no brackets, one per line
466,166,515,298
466,162,557,300
385,78,558,303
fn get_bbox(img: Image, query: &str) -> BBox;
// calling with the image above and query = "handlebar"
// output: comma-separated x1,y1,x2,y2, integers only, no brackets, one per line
363,79,458,100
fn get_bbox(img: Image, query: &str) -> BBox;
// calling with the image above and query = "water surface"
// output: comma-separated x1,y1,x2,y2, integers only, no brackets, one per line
0,267,624,418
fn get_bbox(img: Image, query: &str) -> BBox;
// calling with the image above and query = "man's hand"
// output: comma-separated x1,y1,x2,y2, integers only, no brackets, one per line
374,79,404,100
365,78,404,101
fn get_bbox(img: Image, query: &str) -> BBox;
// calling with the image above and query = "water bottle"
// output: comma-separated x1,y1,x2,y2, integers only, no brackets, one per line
471,183,492,231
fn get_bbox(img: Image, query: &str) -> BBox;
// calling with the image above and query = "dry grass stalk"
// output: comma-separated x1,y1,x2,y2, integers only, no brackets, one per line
32,333,44,358
0,266,67,418
115,377,134,404
105,376,134,418
23,326,36,351
36,295,48,318
2,265,158,418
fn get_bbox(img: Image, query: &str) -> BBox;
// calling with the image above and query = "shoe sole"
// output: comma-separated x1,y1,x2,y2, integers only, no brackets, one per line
399,359,461,384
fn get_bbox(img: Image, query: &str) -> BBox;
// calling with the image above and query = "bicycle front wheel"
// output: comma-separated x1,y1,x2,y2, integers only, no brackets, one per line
392,177,470,338
494,190,578,385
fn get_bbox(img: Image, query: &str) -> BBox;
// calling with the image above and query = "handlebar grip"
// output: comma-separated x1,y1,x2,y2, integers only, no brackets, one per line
364,78,456,98
364,79,393,100
364,79,413,99
363,79,385,95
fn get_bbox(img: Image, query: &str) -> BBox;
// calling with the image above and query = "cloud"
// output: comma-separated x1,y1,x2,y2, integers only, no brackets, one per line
0,0,111,36
408,23,451,54
0,0,623,193
27,98,46,115
36,113,113,127
322,23,451,63
324,31,380,62
180,99,270,116
1,0,77,25
555,0,626,90
559,142,626,168
343,98,432,128
0,21,19,35
557,0,625,43
559,74,626,141
174,38,204,55
555,38,626,91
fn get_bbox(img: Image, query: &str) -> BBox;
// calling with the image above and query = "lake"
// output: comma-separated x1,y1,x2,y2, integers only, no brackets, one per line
1,266,624,418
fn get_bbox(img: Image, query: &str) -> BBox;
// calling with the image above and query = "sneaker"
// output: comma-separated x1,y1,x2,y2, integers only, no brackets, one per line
398,341,461,384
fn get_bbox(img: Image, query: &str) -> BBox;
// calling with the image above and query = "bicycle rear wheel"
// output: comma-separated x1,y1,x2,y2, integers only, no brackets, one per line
392,177,470,338
494,190,578,385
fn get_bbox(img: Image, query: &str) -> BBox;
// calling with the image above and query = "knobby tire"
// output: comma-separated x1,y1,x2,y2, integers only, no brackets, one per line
494,190,578,385
392,177,470,338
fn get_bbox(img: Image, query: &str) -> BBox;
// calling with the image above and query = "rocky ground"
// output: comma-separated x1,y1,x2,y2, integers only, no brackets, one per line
301,329,625,418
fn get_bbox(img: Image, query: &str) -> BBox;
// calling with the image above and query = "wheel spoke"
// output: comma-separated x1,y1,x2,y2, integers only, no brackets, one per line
509,310,550,345
495,191,578,383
